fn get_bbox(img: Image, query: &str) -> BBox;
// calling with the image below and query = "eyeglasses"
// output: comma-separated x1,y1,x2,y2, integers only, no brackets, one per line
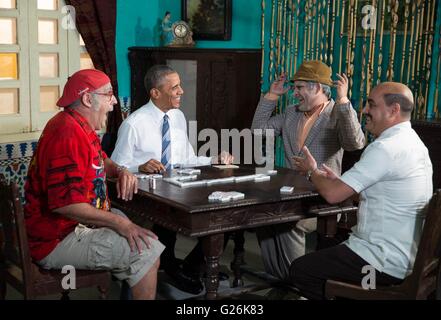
91,90,114,102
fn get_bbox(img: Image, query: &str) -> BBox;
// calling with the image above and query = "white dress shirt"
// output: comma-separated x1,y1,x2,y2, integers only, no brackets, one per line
111,100,211,172
340,121,433,279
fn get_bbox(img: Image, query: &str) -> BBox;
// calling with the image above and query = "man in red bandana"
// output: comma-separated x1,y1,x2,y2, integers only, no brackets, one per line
24,69,164,300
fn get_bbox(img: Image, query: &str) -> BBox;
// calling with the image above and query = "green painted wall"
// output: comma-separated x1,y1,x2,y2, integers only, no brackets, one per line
117,1,440,120
116,0,262,97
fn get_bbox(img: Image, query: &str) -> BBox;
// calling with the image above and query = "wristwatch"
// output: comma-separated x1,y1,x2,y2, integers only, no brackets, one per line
116,165,127,175
306,168,316,181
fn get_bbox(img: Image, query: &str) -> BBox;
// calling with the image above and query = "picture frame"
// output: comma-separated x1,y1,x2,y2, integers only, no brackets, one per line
181,0,232,41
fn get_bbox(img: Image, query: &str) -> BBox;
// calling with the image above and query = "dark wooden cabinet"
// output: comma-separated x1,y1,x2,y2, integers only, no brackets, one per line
128,47,262,133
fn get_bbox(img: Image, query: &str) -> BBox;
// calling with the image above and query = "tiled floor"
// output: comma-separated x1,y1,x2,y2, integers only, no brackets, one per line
5,230,314,300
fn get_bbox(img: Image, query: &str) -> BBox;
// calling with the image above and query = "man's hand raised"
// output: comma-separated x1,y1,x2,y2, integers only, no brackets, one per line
265,73,291,100
334,73,350,105
292,146,318,175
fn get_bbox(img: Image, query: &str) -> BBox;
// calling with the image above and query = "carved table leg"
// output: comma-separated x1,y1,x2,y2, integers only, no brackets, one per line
230,230,245,287
202,233,224,300
316,215,338,250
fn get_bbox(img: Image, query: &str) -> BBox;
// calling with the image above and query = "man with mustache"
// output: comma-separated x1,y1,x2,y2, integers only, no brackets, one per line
24,69,164,300
290,82,433,299
251,60,365,280
111,65,233,295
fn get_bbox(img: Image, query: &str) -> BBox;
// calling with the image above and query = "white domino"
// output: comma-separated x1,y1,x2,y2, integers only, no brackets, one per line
208,191,223,201
234,175,258,183
280,186,294,194
177,168,201,175
208,191,245,202
176,175,198,182
207,177,235,185
266,170,278,176
229,191,245,200
180,180,207,188
219,196,232,202
254,175,270,182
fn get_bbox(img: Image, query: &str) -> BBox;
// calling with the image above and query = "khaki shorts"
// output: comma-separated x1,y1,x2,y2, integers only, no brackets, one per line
296,214,341,233
38,209,165,287
296,217,317,233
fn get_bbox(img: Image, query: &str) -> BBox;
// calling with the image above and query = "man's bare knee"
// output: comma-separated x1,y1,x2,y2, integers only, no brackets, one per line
132,259,160,300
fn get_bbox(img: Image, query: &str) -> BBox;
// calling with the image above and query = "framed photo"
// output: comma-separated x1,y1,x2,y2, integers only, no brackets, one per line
182,0,232,40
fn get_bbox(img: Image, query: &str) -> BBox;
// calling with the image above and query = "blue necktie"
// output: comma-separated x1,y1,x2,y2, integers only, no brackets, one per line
161,114,171,170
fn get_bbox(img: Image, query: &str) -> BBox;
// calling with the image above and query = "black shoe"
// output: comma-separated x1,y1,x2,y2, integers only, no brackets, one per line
159,258,184,271
165,266,204,295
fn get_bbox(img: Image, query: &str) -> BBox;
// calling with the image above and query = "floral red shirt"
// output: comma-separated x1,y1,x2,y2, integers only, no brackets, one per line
24,109,110,261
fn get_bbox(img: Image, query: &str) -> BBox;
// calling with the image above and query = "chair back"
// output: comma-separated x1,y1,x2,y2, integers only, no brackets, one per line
405,189,441,298
0,174,34,288
1,174,111,299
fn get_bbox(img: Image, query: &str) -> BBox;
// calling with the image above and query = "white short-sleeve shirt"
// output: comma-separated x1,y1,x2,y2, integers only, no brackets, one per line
340,121,433,279
111,100,211,172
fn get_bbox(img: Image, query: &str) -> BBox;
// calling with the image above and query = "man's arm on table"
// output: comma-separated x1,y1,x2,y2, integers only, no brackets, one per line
293,146,356,204
309,166,356,204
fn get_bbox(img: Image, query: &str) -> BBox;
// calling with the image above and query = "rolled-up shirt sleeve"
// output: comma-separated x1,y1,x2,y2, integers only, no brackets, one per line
111,122,140,172
339,142,392,193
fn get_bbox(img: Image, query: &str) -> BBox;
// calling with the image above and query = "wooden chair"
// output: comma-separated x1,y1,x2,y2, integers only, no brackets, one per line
325,190,441,300
0,175,111,300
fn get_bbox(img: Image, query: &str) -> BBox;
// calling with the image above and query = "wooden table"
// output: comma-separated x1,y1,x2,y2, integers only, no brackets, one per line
108,166,348,299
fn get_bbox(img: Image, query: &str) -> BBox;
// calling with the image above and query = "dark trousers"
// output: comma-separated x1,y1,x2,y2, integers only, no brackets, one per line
153,225,229,272
289,244,403,300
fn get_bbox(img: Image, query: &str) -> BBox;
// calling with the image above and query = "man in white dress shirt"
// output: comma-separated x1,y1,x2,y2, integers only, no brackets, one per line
290,82,433,299
112,65,233,294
